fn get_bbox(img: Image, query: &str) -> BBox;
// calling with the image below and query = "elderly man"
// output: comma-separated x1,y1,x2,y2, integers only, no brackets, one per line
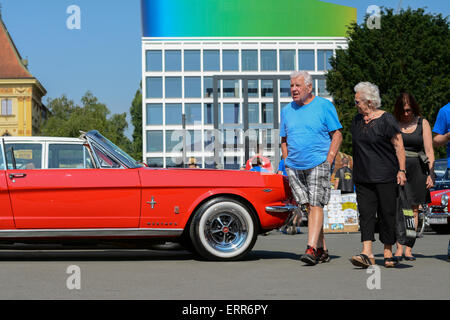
280,71,343,265
433,103,450,160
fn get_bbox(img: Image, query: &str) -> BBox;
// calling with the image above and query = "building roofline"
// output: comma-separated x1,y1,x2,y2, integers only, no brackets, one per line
0,16,32,78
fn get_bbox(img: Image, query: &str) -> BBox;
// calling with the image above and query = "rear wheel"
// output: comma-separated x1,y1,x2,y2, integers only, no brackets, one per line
189,197,258,261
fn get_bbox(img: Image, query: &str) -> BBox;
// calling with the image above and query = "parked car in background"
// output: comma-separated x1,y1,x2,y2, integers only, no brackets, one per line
0,131,294,260
428,189,450,234
432,158,450,191
424,159,450,234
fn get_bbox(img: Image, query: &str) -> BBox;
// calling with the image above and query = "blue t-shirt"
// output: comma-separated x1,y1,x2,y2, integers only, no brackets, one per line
280,96,342,170
277,159,287,176
433,102,450,168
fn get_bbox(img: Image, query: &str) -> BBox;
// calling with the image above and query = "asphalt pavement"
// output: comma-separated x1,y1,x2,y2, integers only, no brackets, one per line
0,229,448,300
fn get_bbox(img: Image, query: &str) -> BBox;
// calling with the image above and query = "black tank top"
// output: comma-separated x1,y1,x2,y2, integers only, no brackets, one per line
401,117,424,153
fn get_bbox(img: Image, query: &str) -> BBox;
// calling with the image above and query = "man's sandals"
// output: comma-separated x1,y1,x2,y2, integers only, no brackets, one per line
350,254,375,269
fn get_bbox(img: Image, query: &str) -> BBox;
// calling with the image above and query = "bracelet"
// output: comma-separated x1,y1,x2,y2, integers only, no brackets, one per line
399,169,406,173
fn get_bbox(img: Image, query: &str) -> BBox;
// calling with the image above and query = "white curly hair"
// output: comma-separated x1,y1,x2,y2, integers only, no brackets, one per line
290,71,313,87
354,82,382,109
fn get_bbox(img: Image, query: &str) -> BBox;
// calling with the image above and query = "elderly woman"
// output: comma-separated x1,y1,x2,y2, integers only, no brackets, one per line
350,82,407,268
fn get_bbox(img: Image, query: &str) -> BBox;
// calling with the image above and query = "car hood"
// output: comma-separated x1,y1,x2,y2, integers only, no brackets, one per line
430,189,450,205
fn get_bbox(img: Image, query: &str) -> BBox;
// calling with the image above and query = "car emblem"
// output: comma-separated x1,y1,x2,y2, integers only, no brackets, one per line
147,197,157,209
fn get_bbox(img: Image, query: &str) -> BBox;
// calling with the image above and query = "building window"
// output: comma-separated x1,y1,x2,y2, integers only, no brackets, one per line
166,156,183,168
165,77,182,98
317,50,333,71
247,79,259,97
184,50,200,71
223,79,239,98
165,104,182,125
1,99,13,116
185,103,202,125
187,130,202,152
262,103,274,124
261,80,273,97
280,50,295,71
204,103,214,124
317,79,330,97
166,130,183,153
146,50,162,71
146,131,163,152
165,50,181,71
222,50,239,71
184,77,201,98
146,77,162,98
248,103,259,124
261,50,277,71
222,103,240,124
204,77,220,98
146,157,163,168
204,50,220,71
146,104,163,125
280,79,291,97
298,50,315,71
242,50,258,71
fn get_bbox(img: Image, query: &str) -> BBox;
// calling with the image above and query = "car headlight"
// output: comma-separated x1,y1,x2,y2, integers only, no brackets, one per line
441,194,449,206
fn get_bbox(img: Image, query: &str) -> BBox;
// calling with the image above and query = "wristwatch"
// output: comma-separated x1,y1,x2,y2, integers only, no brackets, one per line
399,169,406,174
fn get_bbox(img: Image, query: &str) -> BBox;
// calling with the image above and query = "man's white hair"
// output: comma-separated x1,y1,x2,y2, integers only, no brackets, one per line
290,70,313,87
354,82,382,109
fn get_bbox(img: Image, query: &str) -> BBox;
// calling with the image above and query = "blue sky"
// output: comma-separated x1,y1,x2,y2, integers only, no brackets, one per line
1,0,449,138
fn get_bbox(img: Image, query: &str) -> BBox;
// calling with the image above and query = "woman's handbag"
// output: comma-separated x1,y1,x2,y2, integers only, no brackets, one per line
396,186,417,248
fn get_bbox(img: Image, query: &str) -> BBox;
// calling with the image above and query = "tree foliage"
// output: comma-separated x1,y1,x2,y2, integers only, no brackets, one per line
41,91,132,154
129,84,143,161
326,8,450,158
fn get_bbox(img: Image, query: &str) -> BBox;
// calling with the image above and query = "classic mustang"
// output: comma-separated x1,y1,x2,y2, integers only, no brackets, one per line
0,131,294,260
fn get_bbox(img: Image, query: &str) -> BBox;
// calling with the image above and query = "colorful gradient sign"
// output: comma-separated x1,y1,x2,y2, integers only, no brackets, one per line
141,0,356,38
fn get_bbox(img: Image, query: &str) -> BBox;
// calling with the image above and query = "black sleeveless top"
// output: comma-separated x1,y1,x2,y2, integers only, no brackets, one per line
401,117,424,153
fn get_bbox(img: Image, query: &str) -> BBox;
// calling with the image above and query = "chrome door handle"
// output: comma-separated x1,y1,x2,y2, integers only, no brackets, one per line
9,173,27,179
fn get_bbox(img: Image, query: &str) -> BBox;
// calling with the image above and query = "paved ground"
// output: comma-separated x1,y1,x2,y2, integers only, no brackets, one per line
0,229,448,300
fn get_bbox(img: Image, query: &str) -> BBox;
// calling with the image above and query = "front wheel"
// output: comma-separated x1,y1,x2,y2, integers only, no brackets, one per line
189,197,258,261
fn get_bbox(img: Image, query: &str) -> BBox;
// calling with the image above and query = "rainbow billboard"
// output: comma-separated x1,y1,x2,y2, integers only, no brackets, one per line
141,0,356,38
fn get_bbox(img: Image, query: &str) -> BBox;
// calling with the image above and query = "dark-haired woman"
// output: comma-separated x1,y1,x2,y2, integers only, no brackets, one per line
393,93,435,261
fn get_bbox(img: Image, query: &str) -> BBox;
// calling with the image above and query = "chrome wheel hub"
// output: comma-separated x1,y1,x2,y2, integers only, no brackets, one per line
204,212,248,253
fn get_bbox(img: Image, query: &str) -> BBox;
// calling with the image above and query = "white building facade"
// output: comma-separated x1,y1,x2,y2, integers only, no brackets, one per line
141,1,356,169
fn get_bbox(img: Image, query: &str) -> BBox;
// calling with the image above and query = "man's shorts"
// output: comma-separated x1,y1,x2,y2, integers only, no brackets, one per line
286,161,331,208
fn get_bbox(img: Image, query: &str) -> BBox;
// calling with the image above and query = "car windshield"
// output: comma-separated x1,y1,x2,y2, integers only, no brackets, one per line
86,131,142,168
435,160,447,179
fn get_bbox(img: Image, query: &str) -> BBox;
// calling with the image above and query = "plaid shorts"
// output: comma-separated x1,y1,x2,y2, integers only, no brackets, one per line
286,161,331,208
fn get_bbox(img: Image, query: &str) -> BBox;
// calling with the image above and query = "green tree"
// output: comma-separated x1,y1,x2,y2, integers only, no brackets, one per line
42,91,132,153
129,84,143,161
326,8,450,158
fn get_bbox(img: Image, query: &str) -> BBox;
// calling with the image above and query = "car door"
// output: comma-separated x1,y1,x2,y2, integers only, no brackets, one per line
0,139,14,229
5,141,141,229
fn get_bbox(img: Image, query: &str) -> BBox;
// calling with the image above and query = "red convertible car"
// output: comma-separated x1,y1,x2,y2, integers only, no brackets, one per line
0,131,294,260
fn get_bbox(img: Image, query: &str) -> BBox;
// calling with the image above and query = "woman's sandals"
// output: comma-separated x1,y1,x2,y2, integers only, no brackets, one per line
350,254,375,268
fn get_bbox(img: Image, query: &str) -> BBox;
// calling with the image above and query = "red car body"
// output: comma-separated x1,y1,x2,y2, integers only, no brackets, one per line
428,189,450,233
0,131,293,260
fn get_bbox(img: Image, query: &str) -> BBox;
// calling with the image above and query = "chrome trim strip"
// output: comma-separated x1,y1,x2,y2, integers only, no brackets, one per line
265,205,297,213
0,228,184,238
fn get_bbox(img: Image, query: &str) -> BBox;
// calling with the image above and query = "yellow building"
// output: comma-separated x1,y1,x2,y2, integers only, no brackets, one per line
0,15,47,136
